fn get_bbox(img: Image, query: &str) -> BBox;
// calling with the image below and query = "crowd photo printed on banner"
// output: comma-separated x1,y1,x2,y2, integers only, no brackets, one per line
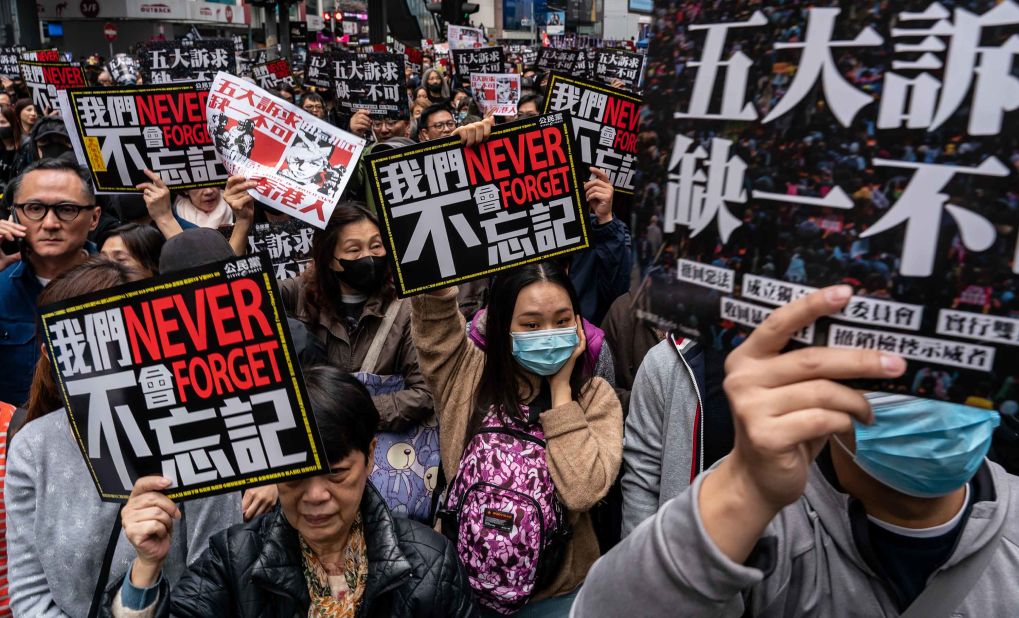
640,0,1019,402
39,254,328,502
544,73,641,194
366,113,590,296
206,71,366,229
60,83,227,192
470,73,520,117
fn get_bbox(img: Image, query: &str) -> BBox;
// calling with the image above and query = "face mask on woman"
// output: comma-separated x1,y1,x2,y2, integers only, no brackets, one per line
834,393,1000,498
510,326,579,376
427,82,443,94
333,255,388,293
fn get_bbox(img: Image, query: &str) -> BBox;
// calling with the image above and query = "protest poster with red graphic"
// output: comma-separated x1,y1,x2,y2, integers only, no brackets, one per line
252,58,294,90
206,72,366,230
19,59,87,113
39,254,328,502
470,73,520,117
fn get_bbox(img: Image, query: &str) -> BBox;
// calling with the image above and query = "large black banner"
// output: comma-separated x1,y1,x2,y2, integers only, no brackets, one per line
451,47,506,82
40,255,328,502
60,83,227,192
138,39,236,84
543,73,641,195
639,0,1019,403
365,113,590,296
330,52,409,119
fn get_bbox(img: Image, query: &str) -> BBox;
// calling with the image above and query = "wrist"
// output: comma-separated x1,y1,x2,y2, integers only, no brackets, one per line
130,558,163,588
595,213,614,225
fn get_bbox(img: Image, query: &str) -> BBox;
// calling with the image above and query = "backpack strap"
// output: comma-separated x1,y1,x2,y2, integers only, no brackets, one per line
899,517,1004,618
7,406,28,443
87,510,123,618
359,298,404,374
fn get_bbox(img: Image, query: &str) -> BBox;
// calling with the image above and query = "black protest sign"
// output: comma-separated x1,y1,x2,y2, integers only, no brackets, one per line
535,48,579,73
330,51,408,119
19,60,87,113
592,48,644,90
21,49,67,62
0,46,25,77
289,22,308,43
60,83,227,192
107,54,140,86
40,254,328,502
451,46,506,82
366,113,589,297
304,51,332,90
641,0,1019,402
138,39,236,84
248,219,315,280
543,73,640,194
253,58,294,90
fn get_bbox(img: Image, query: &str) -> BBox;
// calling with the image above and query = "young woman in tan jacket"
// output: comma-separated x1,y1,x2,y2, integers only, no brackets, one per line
411,261,623,617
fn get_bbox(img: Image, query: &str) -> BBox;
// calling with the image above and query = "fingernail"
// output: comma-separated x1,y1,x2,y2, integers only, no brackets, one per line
880,353,905,375
159,477,172,487
826,285,852,302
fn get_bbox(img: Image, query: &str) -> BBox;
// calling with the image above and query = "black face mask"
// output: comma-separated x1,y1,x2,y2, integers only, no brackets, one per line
427,82,442,93
333,255,388,293
39,142,70,160
0,126,12,141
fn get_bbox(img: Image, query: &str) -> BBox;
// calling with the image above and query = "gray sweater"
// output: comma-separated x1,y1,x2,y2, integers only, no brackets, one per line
575,460,1019,617
620,339,697,537
5,410,242,617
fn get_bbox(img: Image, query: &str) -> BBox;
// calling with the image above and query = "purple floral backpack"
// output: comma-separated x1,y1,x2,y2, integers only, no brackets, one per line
437,399,572,615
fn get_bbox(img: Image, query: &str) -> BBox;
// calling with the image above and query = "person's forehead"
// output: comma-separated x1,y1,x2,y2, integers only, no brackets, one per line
16,169,89,203
431,110,453,123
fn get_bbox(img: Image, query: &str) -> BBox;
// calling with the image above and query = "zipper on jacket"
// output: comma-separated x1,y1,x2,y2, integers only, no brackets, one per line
676,347,705,475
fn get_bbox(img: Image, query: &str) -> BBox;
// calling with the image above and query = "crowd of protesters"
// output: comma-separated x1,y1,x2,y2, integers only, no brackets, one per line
0,3,1018,616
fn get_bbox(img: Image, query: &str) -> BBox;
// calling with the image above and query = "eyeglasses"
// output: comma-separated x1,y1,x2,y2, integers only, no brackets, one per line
371,119,403,129
303,104,324,111
426,120,457,131
15,202,96,222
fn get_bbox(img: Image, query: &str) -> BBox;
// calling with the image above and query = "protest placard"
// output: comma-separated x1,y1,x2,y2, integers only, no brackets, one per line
543,73,640,194
303,51,332,90
452,47,506,83
19,60,87,113
107,53,140,86
0,46,25,77
447,24,485,49
253,58,294,90
138,39,235,84
21,49,69,62
470,73,520,117
330,52,409,119
39,254,328,502
365,113,589,297
536,48,580,73
207,72,366,229
248,219,315,280
592,48,644,90
639,0,1019,402
59,83,227,193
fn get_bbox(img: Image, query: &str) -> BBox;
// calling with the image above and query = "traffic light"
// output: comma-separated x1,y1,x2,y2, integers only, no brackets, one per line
322,10,331,21
334,10,343,21
428,0,480,27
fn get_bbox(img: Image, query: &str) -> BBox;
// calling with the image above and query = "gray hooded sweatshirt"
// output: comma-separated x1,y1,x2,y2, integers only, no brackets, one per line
574,458,1019,617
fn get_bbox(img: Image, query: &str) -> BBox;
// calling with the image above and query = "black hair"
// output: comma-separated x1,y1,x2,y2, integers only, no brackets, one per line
418,103,455,136
300,92,325,107
517,93,544,113
466,261,591,446
303,366,379,462
6,157,95,206
99,222,166,276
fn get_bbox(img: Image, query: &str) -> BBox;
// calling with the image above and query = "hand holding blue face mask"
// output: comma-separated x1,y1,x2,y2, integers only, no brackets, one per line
835,393,1000,498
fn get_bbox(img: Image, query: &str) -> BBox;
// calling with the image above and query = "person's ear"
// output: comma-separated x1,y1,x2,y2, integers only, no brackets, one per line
88,206,100,231
366,437,377,466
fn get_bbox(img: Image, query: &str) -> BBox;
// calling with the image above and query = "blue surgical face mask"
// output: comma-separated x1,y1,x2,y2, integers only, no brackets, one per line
834,393,1000,498
510,326,579,376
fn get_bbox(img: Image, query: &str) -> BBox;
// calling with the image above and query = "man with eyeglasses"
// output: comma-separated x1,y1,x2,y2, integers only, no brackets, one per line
348,109,410,142
416,103,458,143
0,159,100,405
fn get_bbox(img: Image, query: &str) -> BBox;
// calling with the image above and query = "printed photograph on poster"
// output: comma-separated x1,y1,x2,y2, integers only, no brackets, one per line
253,58,294,90
38,254,328,502
470,73,520,117
330,52,409,119
546,11,566,35
543,73,641,194
106,53,140,86
0,45,25,77
535,48,580,74
206,71,366,229
137,39,236,84
447,24,485,49
59,83,227,193
19,60,87,113
248,219,315,280
593,48,645,91
640,0,1019,403
365,113,590,297
452,47,506,84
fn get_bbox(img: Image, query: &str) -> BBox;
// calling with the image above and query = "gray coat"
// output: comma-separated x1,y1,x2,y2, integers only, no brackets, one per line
5,410,241,617
575,459,1019,617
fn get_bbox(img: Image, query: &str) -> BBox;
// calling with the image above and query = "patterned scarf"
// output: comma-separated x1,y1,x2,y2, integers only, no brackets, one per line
300,514,369,618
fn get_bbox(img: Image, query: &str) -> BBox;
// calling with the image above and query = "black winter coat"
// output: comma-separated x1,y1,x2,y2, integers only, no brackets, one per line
104,485,478,617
